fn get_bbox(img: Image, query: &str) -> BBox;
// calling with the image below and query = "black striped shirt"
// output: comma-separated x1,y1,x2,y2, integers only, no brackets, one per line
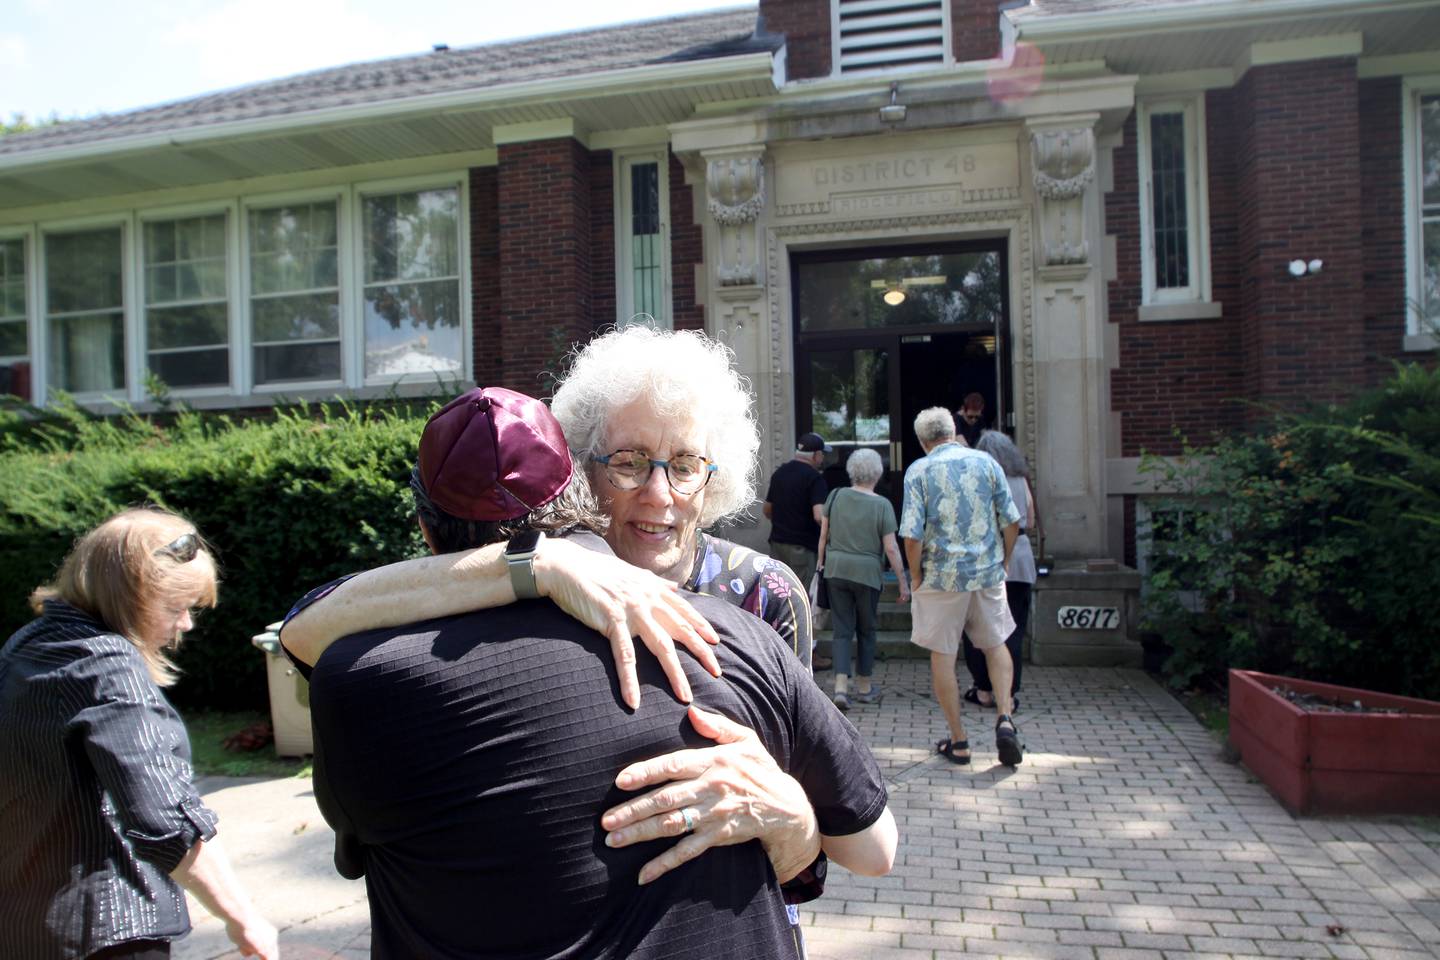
0,601,218,959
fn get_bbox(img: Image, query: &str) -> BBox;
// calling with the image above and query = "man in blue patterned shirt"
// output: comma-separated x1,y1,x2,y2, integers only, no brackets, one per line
900,407,1025,767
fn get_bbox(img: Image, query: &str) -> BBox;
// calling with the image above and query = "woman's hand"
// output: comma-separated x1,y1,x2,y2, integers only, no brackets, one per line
534,537,721,709
227,913,280,959
601,705,820,885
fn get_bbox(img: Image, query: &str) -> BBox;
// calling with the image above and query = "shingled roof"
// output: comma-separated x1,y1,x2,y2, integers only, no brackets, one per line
0,7,766,158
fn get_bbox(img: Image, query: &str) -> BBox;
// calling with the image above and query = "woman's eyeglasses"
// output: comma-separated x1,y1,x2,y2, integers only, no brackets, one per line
155,532,200,563
592,451,718,494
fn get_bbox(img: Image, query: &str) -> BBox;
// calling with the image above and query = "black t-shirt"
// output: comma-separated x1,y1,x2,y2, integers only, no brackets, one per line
765,459,827,550
306,550,886,959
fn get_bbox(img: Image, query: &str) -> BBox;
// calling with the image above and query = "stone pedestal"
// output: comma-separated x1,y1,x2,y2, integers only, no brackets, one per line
1031,562,1141,666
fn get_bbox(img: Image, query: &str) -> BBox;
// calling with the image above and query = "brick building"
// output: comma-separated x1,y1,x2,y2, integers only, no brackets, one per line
1,0,1437,599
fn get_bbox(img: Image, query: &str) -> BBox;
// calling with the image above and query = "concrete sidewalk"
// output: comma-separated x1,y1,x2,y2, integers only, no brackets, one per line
175,664,1440,960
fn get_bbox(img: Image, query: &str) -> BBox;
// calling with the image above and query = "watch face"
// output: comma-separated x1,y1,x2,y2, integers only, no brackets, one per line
506,529,542,555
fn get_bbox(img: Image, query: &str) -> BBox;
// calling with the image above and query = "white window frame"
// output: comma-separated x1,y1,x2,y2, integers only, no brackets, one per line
241,186,351,394
829,0,952,78
1403,74,1440,350
1137,96,1214,313
0,225,35,403
36,214,133,404
613,147,672,329
351,173,472,387
136,200,239,399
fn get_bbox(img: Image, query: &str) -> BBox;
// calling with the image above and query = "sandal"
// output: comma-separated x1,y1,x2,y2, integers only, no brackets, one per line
936,738,971,765
995,715,1024,767
962,686,996,708
833,691,850,711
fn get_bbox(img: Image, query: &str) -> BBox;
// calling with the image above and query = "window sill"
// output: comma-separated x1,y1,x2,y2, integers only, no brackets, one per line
1404,332,1438,352
1138,301,1223,323
41,378,474,416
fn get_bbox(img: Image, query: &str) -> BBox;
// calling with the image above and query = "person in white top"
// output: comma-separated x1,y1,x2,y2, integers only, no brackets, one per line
964,431,1041,713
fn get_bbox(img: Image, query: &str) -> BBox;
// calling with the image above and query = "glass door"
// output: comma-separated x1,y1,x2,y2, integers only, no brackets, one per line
799,338,901,514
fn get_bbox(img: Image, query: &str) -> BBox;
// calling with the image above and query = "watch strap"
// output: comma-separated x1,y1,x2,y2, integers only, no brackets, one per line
505,532,542,600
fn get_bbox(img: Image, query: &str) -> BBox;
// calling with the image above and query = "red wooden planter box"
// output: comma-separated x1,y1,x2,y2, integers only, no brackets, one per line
1228,669,1440,816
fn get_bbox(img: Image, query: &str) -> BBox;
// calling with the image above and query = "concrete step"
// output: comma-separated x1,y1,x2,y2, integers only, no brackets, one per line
813,629,926,660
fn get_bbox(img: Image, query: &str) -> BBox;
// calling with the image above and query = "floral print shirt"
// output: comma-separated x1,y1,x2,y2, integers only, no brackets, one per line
684,532,813,670
899,441,1020,592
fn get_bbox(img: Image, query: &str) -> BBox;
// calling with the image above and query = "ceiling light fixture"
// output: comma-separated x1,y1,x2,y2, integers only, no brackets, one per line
882,286,907,306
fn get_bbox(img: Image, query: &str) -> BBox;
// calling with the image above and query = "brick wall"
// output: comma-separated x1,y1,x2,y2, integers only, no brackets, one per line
759,0,831,80
950,1,1006,63
1235,59,1366,410
669,151,704,332
1107,108,1245,458
1359,76,1415,382
468,167,500,387
497,138,592,395
589,149,615,332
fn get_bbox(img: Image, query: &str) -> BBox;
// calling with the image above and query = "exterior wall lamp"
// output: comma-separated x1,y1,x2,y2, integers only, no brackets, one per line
879,82,907,124
1288,258,1324,277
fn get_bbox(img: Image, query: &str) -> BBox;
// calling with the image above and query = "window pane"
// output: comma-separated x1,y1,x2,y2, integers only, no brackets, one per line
363,280,462,378
252,293,340,343
1,237,26,322
148,303,229,350
1424,220,1440,325
1150,111,1190,290
0,361,30,399
809,347,890,443
248,202,339,295
149,347,229,389
0,319,26,355
363,188,459,284
796,250,1004,332
48,312,124,393
45,229,122,316
254,342,341,385
1422,95,1440,210
631,163,660,236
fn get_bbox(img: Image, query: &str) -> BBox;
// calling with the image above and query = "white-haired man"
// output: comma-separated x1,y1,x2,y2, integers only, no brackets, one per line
901,407,1024,767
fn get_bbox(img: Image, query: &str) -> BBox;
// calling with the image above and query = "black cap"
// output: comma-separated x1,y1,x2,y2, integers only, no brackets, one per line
796,432,832,453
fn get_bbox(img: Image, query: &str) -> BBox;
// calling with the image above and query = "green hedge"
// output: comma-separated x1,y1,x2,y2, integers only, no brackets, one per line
0,399,431,710
1140,361,1440,701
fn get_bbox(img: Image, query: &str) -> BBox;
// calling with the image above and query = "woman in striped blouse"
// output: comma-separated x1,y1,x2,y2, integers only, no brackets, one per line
0,507,278,960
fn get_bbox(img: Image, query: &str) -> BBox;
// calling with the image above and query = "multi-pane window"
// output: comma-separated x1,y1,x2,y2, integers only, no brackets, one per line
630,161,662,321
1139,98,1208,308
0,237,28,400
1419,93,1440,330
45,228,125,394
248,201,341,385
144,214,229,389
361,187,462,379
616,152,668,327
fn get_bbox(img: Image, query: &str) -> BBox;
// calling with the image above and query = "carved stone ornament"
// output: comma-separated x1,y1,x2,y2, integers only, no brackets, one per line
706,151,766,285
1030,127,1095,266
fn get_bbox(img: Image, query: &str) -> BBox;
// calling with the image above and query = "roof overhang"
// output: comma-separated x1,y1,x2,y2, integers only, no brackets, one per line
0,50,782,212
1006,0,1440,76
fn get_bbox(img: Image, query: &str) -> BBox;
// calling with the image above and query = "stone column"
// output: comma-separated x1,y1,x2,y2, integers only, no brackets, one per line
1026,114,1110,559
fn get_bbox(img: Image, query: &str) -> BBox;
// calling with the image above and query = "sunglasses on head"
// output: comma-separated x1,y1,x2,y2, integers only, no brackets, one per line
155,532,200,563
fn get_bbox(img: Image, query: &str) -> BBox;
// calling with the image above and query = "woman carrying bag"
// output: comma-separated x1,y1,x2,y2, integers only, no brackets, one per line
815,449,910,710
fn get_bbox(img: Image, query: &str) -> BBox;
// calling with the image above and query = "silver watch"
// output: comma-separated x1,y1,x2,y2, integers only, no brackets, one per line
504,530,542,600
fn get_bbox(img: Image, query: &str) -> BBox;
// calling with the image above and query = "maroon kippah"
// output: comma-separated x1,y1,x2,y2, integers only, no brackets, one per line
417,387,573,521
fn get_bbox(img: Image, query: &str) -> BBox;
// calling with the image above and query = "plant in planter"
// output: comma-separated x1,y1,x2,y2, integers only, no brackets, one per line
1228,669,1440,816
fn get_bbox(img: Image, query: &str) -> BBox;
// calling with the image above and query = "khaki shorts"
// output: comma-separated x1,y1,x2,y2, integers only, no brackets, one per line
909,584,1014,655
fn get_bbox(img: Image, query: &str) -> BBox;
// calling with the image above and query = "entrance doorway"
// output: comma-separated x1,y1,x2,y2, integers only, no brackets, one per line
792,241,1010,518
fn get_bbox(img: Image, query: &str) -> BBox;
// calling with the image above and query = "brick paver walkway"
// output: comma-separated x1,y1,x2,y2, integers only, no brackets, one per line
177,663,1440,959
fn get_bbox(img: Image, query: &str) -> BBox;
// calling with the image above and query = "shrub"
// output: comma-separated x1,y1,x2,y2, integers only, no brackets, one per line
0,399,432,710
1140,362,1440,701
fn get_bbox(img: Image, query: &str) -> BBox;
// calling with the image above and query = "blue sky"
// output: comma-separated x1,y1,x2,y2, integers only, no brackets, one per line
4,0,749,123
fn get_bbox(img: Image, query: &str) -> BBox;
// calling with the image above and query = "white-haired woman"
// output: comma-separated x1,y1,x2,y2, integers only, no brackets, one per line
0,508,278,960
282,326,836,903
815,448,910,710
965,430,1040,711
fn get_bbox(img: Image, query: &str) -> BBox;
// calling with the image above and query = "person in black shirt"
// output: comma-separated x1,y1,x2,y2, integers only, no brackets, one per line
763,432,830,597
302,388,896,959
956,392,987,449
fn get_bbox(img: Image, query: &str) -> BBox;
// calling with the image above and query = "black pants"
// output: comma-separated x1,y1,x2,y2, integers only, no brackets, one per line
962,581,1031,697
88,940,170,959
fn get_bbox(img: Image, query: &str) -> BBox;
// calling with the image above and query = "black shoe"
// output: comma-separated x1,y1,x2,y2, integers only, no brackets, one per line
995,714,1023,767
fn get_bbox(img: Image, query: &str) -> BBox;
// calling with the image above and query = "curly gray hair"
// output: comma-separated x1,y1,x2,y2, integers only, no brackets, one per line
913,406,957,446
550,326,759,526
975,430,1029,479
845,447,885,486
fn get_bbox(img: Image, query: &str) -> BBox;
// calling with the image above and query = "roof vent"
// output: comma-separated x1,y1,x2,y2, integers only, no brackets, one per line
836,0,948,75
